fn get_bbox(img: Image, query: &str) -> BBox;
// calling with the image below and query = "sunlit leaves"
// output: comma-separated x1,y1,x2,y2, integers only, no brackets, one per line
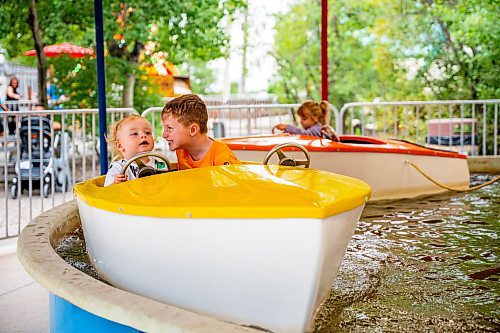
269,0,498,105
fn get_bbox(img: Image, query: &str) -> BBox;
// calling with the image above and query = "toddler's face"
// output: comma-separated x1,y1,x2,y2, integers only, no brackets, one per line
116,118,154,160
161,115,192,151
299,110,316,129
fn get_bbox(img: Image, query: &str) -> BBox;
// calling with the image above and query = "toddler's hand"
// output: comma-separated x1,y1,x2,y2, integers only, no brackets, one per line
321,125,340,142
273,124,287,133
113,173,128,184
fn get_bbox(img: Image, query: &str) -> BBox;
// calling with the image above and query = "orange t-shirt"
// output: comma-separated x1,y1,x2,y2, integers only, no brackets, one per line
176,139,240,170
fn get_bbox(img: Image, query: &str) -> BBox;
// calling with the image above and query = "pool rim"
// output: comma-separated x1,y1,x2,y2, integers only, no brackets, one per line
17,200,259,333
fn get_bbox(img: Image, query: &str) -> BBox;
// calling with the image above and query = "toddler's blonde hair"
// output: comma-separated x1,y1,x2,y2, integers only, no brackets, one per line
106,114,148,161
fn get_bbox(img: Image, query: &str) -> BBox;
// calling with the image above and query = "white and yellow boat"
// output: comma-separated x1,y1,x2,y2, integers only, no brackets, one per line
74,163,370,333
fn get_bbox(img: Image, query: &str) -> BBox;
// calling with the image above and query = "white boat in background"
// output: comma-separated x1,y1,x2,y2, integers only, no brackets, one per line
222,134,470,201
74,164,371,333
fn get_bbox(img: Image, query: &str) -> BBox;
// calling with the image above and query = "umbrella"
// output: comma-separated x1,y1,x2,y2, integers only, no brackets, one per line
24,43,94,58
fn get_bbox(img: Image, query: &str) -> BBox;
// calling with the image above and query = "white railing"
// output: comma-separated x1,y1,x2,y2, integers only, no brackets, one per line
143,103,340,147
143,104,299,138
338,100,499,156
1,100,498,240
3,99,39,111
0,108,137,239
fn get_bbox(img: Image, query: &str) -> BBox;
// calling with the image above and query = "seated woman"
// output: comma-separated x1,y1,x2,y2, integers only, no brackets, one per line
273,100,330,137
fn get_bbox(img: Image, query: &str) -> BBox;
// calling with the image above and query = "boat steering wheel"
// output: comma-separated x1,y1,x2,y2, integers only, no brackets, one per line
120,152,172,178
263,143,311,168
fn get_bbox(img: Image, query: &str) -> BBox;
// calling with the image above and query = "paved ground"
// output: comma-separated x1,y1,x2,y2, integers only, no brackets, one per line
0,184,65,331
0,238,49,333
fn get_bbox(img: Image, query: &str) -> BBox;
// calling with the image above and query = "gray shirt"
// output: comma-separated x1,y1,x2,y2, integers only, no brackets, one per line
285,123,323,137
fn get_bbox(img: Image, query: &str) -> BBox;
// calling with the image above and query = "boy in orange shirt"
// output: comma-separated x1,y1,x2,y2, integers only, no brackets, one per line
161,94,240,170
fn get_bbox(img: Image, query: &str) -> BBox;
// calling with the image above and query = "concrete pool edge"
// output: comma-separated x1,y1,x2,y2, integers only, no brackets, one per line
467,156,500,173
17,200,259,333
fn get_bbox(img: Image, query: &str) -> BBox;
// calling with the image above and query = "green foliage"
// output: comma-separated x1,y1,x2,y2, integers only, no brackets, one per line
0,0,29,56
269,0,499,106
133,76,164,113
0,0,93,61
0,0,246,108
183,58,217,94
99,0,245,105
406,0,500,100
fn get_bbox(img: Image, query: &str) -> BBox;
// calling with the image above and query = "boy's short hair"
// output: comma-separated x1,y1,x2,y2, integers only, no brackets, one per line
161,94,208,133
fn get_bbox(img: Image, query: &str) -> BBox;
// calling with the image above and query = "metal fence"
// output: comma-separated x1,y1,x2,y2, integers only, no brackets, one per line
338,100,499,156
1,99,498,240
3,99,39,111
0,108,137,239
143,103,340,145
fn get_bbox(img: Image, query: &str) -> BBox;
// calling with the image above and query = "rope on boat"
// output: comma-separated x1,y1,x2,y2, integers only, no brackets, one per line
405,160,500,192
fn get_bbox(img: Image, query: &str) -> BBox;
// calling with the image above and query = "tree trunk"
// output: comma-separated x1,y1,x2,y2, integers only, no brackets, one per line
122,42,143,108
240,9,248,94
28,0,47,108
122,73,135,108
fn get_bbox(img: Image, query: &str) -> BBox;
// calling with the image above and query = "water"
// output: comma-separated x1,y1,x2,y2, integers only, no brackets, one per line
55,174,500,332
315,174,499,332
55,227,105,283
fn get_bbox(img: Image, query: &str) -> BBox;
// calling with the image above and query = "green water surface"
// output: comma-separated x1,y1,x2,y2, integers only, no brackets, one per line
314,174,499,332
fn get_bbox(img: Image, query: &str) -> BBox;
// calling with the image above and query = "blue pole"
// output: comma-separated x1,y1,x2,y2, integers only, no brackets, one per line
94,0,108,174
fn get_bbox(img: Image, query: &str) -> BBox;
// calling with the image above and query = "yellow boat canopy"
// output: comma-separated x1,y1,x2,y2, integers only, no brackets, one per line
73,164,371,219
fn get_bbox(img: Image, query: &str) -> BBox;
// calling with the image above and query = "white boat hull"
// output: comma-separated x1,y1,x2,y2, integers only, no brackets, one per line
77,199,364,333
233,150,469,200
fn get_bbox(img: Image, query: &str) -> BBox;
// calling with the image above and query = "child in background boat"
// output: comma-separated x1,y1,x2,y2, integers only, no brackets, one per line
274,100,330,137
104,114,165,186
161,94,240,170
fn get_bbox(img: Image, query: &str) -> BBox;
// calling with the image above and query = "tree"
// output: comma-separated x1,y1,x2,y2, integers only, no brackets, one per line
269,0,499,106
184,58,217,95
269,0,417,107
27,0,47,107
102,0,245,107
0,0,94,107
397,0,500,100
0,0,245,108
0,0,47,107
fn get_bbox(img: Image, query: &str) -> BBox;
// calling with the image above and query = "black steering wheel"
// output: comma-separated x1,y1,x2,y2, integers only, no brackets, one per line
120,152,172,178
263,142,311,168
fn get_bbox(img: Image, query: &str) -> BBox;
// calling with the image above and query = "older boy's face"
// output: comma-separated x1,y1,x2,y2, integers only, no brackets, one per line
162,115,191,151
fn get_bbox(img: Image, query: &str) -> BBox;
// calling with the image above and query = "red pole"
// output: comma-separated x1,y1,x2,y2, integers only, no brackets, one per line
321,0,328,101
